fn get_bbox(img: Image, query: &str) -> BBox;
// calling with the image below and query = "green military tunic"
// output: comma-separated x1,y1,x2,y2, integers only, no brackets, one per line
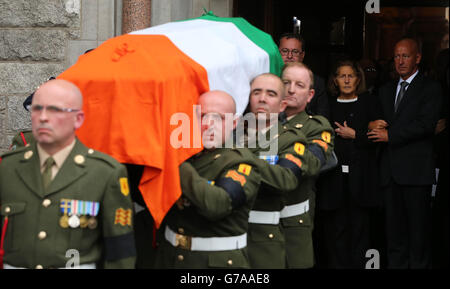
9,130,34,151
245,122,320,268
0,139,136,269
153,147,260,269
283,111,335,268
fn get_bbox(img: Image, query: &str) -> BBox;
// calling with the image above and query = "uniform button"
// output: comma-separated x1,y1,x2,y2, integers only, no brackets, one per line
178,228,184,234
299,219,304,224
38,231,47,240
227,259,233,266
74,155,85,164
42,199,51,208
268,233,274,239
283,126,288,130
24,150,33,160
35,265,44,269
177,255,184,261
4,206,11,214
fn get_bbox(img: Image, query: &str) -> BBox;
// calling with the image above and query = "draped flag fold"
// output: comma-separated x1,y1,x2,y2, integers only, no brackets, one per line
59,13,283,227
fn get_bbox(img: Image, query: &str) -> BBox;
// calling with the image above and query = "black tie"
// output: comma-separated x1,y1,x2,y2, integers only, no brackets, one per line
395,81,408,112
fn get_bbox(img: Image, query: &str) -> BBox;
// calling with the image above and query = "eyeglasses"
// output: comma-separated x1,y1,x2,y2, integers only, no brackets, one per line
279,48,302,56
31,104,80,115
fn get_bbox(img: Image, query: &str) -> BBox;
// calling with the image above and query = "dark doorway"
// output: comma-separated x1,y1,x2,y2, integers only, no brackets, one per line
233,0,366,79
365,5,448,82
233,0,449,82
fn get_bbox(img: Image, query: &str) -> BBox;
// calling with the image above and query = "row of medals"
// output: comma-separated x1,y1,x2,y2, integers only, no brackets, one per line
60,214,97,229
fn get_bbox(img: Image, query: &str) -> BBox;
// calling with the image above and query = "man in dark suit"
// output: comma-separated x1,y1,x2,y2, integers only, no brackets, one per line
368,38,442,269
278,33,330,120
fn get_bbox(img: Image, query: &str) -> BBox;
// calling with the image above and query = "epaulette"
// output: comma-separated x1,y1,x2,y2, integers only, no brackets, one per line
224,147,244,158
308,114,331,126
231,146,249,156
232,147,261,164
0,145,29,159
292,123,304,129
85,148,122,169
215,147,252,164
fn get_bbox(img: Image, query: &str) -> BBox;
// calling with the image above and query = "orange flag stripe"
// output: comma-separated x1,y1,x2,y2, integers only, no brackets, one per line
59,34,209,228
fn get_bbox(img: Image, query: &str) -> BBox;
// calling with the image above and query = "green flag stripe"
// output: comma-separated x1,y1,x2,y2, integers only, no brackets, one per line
186,12,283,76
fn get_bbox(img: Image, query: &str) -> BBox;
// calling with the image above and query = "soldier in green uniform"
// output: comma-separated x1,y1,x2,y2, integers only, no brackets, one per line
9,131,34,151
243,73,320,268
153,90,261,269
281,62,335,268
9,102,34,151
0,79,136,269
8,77,53,151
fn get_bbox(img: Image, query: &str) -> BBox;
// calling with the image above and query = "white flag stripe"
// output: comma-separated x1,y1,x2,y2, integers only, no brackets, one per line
131,19,270,115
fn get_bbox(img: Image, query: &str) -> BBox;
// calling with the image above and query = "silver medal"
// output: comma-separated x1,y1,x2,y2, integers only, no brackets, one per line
68,214,80,228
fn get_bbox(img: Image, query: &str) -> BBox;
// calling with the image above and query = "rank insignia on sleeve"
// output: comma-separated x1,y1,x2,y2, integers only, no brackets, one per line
207,180,215,186
321,131,331,143
119,177,130,196
313,139,329,152
225,170,247,186
285,154,302,168
114,208,132,226
238,164,252,176
294,143,305,156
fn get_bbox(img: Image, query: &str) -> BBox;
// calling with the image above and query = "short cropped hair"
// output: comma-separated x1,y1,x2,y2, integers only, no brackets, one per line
281,62,315,89
279,33,306,52
395,37,422,54
249,73,285,99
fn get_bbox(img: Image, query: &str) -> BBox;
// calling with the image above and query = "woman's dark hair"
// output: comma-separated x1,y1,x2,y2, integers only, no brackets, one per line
327,59,366,96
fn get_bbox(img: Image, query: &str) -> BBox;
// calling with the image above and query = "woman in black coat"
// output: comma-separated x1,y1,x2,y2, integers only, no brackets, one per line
315,60,381,268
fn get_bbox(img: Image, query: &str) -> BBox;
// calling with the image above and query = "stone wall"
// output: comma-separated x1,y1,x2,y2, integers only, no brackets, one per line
0,0,80,152
0,0,120,152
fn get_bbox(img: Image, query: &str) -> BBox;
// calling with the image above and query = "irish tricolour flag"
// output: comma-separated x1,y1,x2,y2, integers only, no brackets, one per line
59,12,283,227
